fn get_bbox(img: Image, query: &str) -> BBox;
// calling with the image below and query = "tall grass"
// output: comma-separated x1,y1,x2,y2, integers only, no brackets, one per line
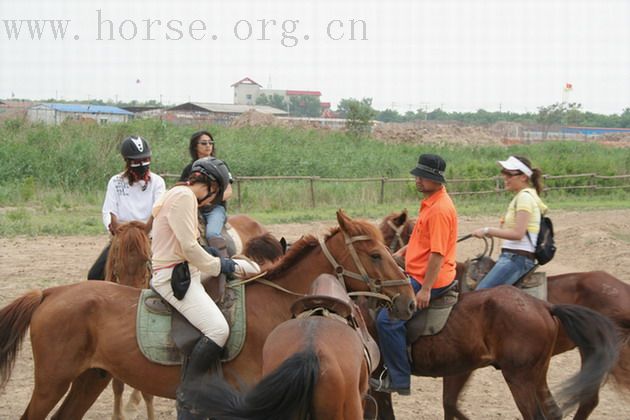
0,118,629,236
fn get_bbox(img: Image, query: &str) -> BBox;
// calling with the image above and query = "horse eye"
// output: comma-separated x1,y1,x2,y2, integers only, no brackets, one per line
370,253,382,261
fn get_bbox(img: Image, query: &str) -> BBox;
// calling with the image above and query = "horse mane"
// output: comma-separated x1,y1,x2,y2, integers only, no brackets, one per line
264,218,383,281
105,221,151,283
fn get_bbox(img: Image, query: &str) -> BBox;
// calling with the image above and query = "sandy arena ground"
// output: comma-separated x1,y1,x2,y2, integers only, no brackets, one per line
1,209,629,419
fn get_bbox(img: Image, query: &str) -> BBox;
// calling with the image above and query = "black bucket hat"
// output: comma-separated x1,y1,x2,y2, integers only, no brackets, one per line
410,154,447,183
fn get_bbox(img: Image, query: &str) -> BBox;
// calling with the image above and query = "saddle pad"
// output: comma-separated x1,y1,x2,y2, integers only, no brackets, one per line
136,284,247,365
406,288,459,343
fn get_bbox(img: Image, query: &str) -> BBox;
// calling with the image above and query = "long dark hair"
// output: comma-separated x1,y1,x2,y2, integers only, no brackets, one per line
513,155,543,194
188,130,215,160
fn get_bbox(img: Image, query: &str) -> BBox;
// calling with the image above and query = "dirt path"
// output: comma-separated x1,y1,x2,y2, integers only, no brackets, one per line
1,209,629,418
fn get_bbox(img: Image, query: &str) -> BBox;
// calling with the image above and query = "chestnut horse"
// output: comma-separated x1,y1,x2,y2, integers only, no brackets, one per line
104,221,154,420
380,210,630,419
200,281,374,419
0,210,416,419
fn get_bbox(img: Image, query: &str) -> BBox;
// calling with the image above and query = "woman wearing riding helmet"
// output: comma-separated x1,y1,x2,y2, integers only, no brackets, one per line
151,156,258,419
471,155,548,289
87,136,166,280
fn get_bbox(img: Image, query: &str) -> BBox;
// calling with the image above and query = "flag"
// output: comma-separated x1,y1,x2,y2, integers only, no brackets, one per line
564,83,573,91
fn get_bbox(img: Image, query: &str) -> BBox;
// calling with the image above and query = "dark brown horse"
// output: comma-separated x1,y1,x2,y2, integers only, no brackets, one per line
442,268,630,420
368,286,618,420
200,275,375,420
380,210,630,419
0,210,416,419
105,221,155,420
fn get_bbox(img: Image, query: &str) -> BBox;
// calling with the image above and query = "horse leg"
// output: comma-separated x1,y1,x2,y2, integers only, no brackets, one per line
112,379,127,420
49,368,112,420
537,380,562,420
501,369,546,420
370,390,396,420
21,375,73,420
443,372,473,420
141,392,155,420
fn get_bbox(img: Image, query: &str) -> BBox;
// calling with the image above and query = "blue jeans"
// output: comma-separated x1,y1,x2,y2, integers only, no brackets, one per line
475,251,536,290
202,205,227,241
376,278,454,389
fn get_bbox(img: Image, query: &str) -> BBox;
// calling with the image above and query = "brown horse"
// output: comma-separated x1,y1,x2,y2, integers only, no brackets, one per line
0,210,416,419
105,221,155,420
368,286,619,420
379,211,630,419
442,267,630,420
200,275,374,420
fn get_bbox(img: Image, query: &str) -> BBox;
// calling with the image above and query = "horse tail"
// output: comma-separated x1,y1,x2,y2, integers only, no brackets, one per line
550,304,619,413
608,313,630,394
202,348,319,420
0,290,44,390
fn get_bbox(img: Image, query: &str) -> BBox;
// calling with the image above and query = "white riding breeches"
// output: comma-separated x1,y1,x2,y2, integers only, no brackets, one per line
151,266,230,347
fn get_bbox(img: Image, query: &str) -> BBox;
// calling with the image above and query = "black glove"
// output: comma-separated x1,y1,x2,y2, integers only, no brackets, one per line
202,245,221,257
220,257,236,274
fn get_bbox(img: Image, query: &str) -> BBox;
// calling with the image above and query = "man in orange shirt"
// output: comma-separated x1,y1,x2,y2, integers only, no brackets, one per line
371,153,458,395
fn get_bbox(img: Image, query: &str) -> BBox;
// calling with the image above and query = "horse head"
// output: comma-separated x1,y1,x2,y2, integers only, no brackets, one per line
379,209,415,253
105,221,152,289
327,209,416,320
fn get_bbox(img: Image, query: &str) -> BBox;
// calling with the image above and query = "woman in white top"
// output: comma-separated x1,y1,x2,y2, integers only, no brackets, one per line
87,136,166,280
472,156,548,289
150,156,257,420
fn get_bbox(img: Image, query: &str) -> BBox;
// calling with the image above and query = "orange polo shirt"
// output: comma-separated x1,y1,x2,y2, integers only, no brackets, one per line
405,186,458,288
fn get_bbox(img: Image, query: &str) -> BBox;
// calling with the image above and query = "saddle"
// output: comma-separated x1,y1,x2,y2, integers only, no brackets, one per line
290,274,381,374
138,283,246,365
406,281,459,343
462,257,547,300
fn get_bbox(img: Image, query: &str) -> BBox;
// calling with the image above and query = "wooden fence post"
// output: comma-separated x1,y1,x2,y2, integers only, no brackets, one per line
310,177,316,208
236,178,242,210
379,177,386,204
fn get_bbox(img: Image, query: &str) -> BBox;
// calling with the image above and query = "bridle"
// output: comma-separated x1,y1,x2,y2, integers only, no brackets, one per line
318,231,410,305
386,219,407,252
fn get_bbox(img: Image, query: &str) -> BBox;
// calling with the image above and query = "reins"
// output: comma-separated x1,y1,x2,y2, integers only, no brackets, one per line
230,230,410,305
386,219,407,252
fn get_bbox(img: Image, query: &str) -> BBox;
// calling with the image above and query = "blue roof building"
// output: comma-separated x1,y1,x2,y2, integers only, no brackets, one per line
27,103,133,125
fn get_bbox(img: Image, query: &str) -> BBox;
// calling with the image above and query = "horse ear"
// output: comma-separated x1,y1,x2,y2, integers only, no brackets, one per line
279,237,288,254
395,210,408,226
336,209,351,232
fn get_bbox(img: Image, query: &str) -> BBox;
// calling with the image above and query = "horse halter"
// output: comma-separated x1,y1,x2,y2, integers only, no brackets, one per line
386,219,407,252
318,231,410,304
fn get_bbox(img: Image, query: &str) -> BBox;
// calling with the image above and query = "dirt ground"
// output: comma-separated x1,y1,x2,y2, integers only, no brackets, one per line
1,209,630,419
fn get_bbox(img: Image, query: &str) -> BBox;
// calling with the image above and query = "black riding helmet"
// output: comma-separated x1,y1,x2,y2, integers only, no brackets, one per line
120,136,152,160
190,157,230,204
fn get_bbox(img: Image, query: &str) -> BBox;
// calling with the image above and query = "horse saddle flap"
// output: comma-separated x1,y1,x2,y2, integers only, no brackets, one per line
291,274,353,318
406,287,459,342
144,293,172,315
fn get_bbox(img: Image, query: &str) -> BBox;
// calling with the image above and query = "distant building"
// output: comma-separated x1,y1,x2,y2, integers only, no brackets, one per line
27,103,133,125
231,77,326,115
166,102,287,125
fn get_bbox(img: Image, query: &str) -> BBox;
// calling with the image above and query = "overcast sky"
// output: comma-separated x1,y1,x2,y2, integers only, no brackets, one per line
1,0,628,114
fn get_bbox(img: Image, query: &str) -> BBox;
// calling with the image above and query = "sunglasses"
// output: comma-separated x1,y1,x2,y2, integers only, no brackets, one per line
198,141,215,146
501,169,522,177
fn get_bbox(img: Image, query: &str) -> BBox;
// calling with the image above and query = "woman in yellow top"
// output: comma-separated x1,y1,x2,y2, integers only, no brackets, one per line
472,156,548,289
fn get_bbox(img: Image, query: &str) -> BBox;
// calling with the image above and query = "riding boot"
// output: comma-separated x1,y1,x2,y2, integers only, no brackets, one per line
206,236,228,302
176,336,223,420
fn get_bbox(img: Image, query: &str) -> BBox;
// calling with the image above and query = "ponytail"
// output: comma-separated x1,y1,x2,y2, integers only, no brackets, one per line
514,155,543,194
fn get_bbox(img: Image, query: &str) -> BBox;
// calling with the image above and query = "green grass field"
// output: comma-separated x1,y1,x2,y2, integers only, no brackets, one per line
1,118,629,236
